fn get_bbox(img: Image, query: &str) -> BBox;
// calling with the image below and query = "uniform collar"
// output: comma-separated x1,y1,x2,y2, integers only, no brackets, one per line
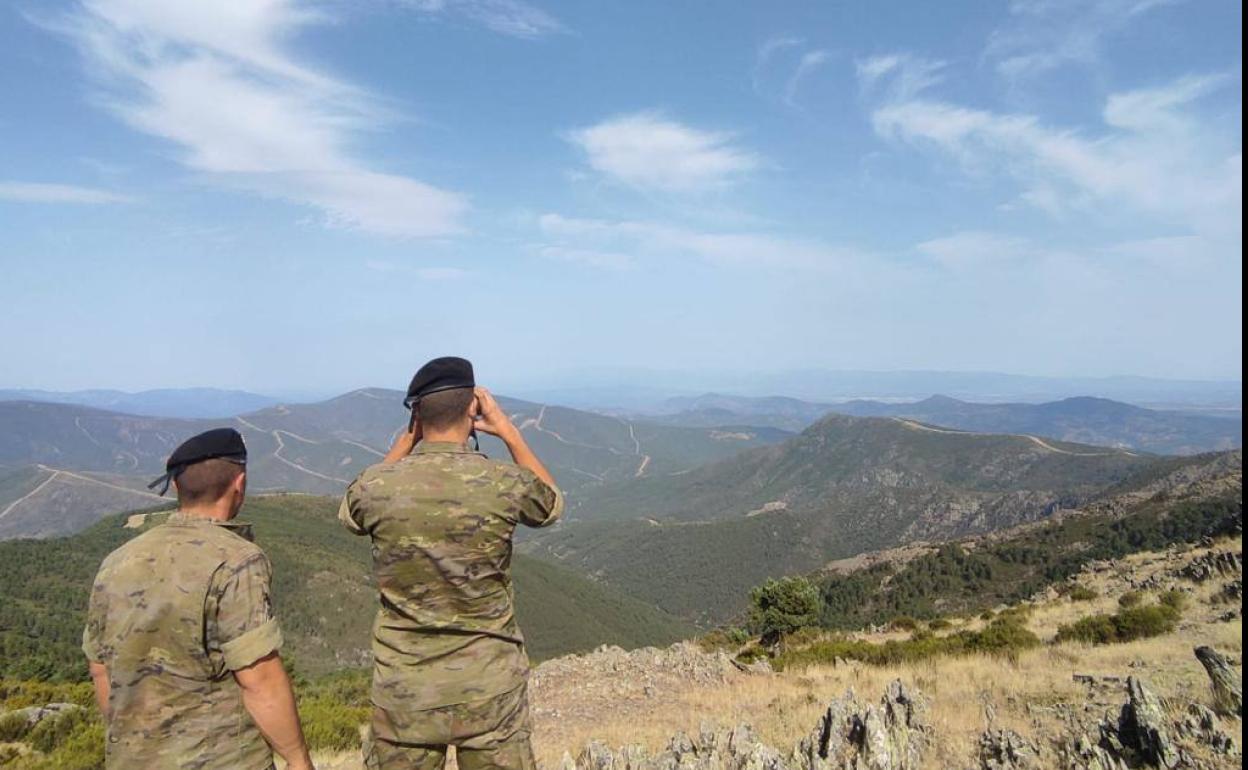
415,440,473,454
166,511,256,542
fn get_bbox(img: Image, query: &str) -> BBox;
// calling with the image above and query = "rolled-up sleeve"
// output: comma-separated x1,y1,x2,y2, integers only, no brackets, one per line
81,577,108,663
214,553,283,671
514,471,564,528
338,479,368,535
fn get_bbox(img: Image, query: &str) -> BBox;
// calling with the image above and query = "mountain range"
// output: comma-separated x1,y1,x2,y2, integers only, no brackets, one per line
0,391,787,539
522,411,1241,624
0,388,282,418
650,393,1241,455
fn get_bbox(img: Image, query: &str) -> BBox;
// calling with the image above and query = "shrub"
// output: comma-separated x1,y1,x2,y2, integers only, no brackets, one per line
1067,585,1098,601
749,577,820,642
1055,603,1180,645
1118,591,1144,608
928,618,952,631
889,616,919,632
1159,589,1188,611
0,710,29,742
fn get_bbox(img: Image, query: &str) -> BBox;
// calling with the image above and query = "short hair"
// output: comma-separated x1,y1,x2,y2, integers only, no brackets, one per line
175,458,243,506
418,387,474,431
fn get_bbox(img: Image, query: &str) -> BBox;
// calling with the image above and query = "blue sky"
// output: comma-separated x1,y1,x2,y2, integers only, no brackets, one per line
0,0,1241,394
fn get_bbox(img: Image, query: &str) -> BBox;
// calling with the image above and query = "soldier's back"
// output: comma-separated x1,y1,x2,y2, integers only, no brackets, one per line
341,441,562,715
84,513,276,770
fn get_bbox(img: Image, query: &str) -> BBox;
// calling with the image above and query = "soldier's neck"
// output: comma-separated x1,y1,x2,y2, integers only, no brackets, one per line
179,500,236,523
422,425,472,445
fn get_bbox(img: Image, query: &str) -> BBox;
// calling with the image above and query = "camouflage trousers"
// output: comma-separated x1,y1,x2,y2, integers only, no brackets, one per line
363,683,536,770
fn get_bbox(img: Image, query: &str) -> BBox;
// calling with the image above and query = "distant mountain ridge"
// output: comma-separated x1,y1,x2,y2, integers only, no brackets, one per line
649,393,1241,455
0,387,281,418
832,395,1242,455
0,390,787,539
522,412,1238,624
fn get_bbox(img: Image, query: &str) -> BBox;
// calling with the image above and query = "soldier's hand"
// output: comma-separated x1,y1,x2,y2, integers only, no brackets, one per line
382,417,421,464
473,387,518,440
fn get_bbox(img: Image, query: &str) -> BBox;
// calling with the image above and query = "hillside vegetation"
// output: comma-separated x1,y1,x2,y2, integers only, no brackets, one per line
0,495,692,682
528,414,1201,624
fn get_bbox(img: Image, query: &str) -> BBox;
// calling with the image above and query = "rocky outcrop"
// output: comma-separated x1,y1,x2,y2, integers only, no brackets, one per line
1194,646,1242,717
978,728,1041,769
1109,676,1181,768
1176,703,1238,757
1178,552,1242,583
560,681,930,770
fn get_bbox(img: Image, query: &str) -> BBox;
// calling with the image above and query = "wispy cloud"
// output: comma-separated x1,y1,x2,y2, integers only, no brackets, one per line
47,0,467,237
866,59,1241,234
366,260,470,279
855,54,945,101
0,180,132,204
401,0,566,38
986,0,1183,80
752,35,802,92
537,213,866,270
783,50,830,106
565,113,760,194
537,245,635,271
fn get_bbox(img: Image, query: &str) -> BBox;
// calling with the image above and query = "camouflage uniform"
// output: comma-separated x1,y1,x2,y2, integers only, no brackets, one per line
339,441,564,770
82,512,284,770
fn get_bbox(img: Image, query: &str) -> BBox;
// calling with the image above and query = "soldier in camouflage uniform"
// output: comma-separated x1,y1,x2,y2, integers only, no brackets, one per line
83,428,314,770
340,357,564,770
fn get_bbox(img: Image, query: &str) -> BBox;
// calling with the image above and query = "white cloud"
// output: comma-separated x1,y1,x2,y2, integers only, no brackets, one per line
537,245,635,271
366,260,469,279
537,213,866,270
855,54,945,101
867,67,1241,235
783,50,830,106
0,181,132,204
915,231,1033,271
52,0,467,237
752,35,802,92
986,0,1183,80
565,113,760,194
401,0,565,38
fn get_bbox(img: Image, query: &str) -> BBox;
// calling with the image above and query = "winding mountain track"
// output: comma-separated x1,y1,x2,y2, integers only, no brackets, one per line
236,417,352,484
0,465,166,521
893,418,1138,457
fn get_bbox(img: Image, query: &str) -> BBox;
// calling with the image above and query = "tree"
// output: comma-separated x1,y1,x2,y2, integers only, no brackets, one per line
749,576,820,646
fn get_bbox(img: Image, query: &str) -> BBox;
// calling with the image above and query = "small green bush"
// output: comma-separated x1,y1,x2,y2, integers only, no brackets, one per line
749,577,820,641
1067,585,1098,601
889,615,919,632
0,710,30,742
1055,603,1180,645
1118,591,1144,608
1159,589,1188,611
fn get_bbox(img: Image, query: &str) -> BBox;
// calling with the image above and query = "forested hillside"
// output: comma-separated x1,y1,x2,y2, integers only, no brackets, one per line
0,495,692,682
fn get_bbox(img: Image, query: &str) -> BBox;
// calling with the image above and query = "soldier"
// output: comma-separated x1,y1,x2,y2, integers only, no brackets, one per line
82,428,314,770
340,356,564,770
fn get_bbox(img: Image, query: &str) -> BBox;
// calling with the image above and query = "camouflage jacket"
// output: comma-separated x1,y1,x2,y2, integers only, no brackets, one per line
339,441,563,719
82,512,284,770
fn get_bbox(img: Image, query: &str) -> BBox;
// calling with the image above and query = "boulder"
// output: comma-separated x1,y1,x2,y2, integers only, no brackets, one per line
978,728,1041,769
1194,646,1242,717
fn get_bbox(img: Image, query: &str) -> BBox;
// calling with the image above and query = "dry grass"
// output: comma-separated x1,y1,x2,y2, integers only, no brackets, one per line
312,538,1244,769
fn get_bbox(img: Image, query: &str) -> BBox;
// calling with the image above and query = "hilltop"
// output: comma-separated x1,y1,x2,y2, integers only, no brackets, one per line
0,391,786,539
525,413,1195,623
0,495,693,682
650,393,1242,454
833,394,1242,455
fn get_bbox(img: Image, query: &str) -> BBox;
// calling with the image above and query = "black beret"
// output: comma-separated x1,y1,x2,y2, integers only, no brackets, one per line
148,427,247,495
405,356,475,409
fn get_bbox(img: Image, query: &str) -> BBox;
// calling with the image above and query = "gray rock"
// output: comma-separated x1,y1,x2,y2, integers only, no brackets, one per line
978,728,1041,769
1114,677,1180,768
1194,646,1242,717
